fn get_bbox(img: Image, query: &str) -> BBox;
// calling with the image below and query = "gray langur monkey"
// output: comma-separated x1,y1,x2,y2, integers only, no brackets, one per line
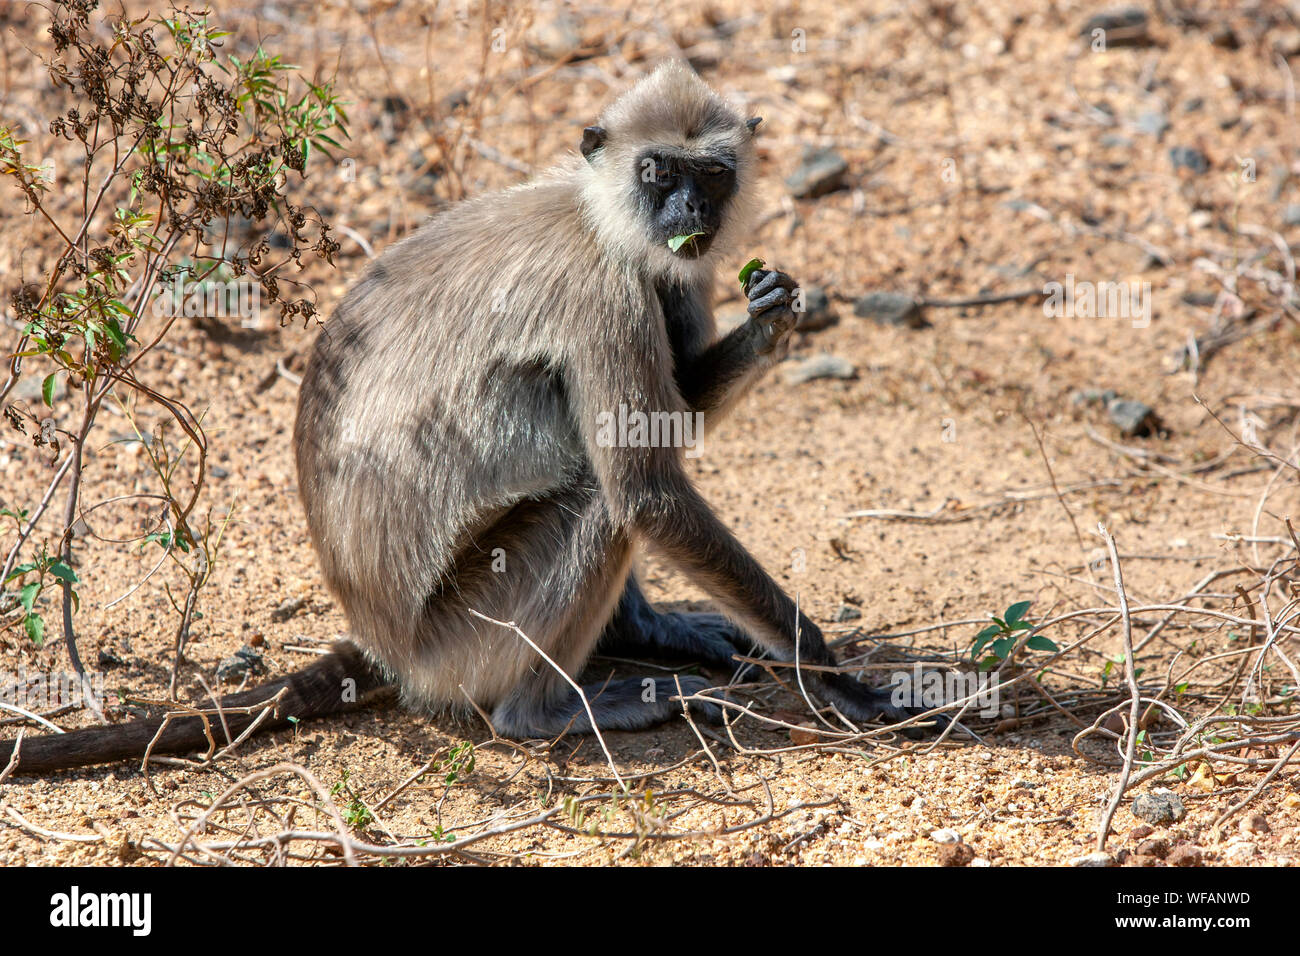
0,62,920,775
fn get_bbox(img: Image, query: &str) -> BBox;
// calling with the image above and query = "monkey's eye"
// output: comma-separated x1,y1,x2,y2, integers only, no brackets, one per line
655,165,675,186
701,165,728,176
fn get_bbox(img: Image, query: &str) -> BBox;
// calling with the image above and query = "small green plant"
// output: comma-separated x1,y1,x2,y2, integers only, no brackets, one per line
417,824,456,846
1223,702,1264,717
1,1,347,703
2,542,79,646
331,769,374,830
1136,729,1152,765
1100,654,1145,688
970,601,1056,671
415,741,477,838
432,740,476,785
563,794,585,830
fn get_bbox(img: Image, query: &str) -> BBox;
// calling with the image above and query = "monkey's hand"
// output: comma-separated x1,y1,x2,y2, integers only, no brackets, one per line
744,268,799,357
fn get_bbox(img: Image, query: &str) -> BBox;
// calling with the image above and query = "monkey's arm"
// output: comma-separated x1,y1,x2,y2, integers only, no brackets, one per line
634,471,908,722
572,313,908,725
677,269,798,414
677,321,769,413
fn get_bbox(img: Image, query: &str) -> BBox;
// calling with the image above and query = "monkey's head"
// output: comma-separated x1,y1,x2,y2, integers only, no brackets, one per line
577,61,761,282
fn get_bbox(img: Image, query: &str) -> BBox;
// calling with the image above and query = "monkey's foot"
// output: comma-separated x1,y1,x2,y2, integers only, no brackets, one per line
491,675,726,738
599,609,757,674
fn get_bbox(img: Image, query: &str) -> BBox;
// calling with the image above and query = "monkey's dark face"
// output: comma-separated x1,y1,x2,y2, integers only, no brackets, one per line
636,150,737,258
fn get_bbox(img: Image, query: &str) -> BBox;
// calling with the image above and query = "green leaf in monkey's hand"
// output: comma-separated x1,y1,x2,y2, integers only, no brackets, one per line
667,233,705,252
738,257,766,289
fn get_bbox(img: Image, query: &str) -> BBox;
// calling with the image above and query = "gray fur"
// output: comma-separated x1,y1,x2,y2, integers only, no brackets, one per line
294,61,913,737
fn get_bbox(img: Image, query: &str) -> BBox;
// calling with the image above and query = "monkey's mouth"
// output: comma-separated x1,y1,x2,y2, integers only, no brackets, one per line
669,233,713,257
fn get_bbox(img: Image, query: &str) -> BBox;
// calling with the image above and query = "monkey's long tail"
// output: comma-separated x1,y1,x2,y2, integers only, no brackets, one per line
0,642,393,776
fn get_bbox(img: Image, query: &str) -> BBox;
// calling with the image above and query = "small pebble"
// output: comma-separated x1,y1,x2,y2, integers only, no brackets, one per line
782,353,856,385
1166,843,1202,867
1224,842,1258,863
1132,792,1186,825
1239,813,1269,835
786,148,848,198
833,604,862,623
1169,145,1210,176
271,597,307,623
1136,838,1169,859
853,291,925,328
937,843,975,866
795,286,837,332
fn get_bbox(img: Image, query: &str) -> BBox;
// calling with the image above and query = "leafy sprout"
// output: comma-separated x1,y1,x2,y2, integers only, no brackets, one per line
3,545,79,646
738,257,765,287
970,601,1057,671
667,232,704,252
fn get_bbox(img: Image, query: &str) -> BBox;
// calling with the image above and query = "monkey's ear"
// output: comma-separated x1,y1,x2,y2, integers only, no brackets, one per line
580,126,607,161
745,117,763,135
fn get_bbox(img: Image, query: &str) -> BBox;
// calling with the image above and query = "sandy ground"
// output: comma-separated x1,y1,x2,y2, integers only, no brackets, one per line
1,0,1299,865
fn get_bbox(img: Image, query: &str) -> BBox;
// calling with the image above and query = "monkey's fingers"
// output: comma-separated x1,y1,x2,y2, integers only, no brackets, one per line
744,268,798,299
870,697,954,740
746,286,793,317
809,673,952,738
671,675,730,725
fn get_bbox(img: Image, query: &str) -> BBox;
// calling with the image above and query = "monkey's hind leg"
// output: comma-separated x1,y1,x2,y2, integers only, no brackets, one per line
597,575,759,675
481,492,726,739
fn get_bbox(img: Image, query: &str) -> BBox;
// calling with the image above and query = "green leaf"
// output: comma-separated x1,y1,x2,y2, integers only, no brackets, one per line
1025,634,1059,652
42,372,57,407
1004,600,1031,624
4,561,38,583
990,636,1015,660
19,581,39,613
24,613,44,645
738,257,765,287
971,624,1001,658
141,531,174,551
47,560,79,584
667,233,704,252
103,316,129,359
